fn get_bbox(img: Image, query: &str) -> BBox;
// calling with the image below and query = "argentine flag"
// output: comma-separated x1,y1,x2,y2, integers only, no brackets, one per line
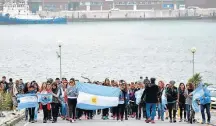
76,82,121,110
192,83,204,112
17,94,38,110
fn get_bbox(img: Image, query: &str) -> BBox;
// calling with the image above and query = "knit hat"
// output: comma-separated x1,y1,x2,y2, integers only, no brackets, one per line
169,80,175,85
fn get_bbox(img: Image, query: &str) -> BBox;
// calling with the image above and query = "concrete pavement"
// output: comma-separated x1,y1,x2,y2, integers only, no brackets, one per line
15,111,213,126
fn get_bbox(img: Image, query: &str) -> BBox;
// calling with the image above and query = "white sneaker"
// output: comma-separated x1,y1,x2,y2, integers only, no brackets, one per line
72,119,75,123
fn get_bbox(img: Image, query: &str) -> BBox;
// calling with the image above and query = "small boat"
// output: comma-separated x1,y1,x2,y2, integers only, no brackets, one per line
0,0,67,24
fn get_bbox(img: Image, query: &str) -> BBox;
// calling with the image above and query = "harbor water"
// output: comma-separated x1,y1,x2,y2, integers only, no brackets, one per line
0,20,216,83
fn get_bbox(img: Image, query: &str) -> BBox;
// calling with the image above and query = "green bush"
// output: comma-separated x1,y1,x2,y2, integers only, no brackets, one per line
0,92,13,111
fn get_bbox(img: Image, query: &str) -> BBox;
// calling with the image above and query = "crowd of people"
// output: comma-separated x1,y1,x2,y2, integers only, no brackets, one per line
0,76,212,124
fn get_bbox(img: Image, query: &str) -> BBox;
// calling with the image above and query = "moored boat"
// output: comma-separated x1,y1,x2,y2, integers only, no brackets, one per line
0,0,67,24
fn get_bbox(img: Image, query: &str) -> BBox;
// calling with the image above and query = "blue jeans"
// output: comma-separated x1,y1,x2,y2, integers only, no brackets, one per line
157,103,165,120
146,103,156,120
200,103,211,122
61,102,67,117
25,108,28,120
186,104,191,121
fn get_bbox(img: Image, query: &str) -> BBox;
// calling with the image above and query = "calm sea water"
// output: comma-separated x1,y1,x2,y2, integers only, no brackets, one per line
0,20,216,84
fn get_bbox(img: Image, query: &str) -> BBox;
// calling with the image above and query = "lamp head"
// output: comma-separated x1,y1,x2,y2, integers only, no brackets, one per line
58,41,62,47
191,47,196,53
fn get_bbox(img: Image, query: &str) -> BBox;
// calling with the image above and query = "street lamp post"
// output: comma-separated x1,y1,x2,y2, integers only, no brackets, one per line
191,47,196,76
57,41,62,80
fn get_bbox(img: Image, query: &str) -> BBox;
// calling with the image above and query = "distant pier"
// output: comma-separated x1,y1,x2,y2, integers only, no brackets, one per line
38,9,216,22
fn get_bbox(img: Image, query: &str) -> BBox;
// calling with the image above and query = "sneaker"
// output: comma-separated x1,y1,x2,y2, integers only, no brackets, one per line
72,119,75,123
184,119,187,122
145,119,151,123
207,121,210,124
121,118,123,121
179,119,182,122
161,119,164,121
173,119,176,123
201,121,206,124
43,120,47,123
151,120,155,124
70,118,73,123
125,118,128,120
31,120,35,123
169,120,172,123
165,117,168,120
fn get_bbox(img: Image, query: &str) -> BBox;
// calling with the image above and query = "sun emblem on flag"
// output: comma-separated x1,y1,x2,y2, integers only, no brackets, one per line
91,96,97,104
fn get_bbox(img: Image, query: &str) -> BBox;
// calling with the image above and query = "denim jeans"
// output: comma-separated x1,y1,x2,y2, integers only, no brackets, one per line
146,103,156,120
157,103,165,120
186,104,191,121
200,103,211,122
61,102,67,117
25,108,29,120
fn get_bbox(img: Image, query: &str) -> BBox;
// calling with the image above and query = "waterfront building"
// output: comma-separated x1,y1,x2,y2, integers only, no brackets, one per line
1,0,216,12
33,0,185,11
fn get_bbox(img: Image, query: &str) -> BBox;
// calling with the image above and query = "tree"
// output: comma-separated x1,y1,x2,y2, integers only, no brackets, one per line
188,73,202,87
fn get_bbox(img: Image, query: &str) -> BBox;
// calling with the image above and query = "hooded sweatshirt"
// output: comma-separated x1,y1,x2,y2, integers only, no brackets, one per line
67,85,78,99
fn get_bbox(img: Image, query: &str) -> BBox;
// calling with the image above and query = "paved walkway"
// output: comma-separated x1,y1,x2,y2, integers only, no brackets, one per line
15,111,216,126
0,111,24,126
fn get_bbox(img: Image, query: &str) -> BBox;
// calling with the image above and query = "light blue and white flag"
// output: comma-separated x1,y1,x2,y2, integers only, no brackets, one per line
192,83,204,112
162,89,167,107
37,93,53,104
76,82,121,110
135,89,144,105
17,94,38,110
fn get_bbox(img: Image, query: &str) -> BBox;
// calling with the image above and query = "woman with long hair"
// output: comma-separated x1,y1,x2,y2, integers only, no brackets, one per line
67,78,78,123
46,83,52,121
23,82,31,121
40,82,48,123
117,81,128,121
112,81,119,120
178,83,186,122
157,81,165,121
185,83,195,122
51,82,60,123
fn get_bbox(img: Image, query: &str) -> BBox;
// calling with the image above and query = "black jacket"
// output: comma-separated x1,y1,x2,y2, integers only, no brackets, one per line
166,86,178,103
141,84,159,103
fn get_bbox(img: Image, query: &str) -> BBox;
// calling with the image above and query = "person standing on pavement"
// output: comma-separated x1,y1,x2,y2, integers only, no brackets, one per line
185,83,194,122
51,82,60,123
200,86,211,124
102,78,110,120
117,81,128,121
143,78,159,124
40,82,49,123
67,78,78,123
178,83,186,122
1,76,8,93
157,81,165,121
166,80,178,123
27,85,37,123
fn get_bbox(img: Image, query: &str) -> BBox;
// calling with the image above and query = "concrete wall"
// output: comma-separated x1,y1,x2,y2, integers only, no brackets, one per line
38,9,216,20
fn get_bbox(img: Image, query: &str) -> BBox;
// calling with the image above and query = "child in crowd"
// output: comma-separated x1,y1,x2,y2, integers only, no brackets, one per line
27,85,37,123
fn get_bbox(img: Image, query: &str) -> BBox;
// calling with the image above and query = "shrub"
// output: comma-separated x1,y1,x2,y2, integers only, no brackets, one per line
0,92,13,111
